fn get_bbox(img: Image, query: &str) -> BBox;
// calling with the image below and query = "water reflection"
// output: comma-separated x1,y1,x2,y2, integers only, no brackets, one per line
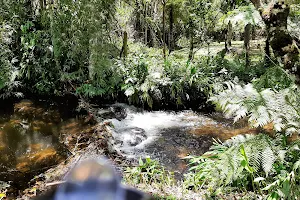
0,100,69,184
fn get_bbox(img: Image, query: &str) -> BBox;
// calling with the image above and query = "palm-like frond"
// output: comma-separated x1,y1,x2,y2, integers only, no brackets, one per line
186,134,281,190
210,83,300,136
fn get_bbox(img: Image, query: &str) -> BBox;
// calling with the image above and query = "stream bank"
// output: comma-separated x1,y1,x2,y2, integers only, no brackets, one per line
0,99,276,199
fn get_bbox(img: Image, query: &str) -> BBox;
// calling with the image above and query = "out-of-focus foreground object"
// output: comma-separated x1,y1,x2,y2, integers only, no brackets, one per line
34,158,152,200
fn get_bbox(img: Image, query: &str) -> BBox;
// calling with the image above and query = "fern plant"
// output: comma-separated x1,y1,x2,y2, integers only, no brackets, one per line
210,82,300,136
185,134,282,193
0,22,23,99
256,141,300,199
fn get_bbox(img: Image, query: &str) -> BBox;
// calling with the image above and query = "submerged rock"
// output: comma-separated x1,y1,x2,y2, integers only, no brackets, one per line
115,127,147,147
16,147,66,173
14,100,61,123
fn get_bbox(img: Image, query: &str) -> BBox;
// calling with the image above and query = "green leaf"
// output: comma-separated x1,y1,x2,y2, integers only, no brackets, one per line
267,192,280,200
263,180,279,191
139,158,144,166
125,86,135,96
254,177,265,182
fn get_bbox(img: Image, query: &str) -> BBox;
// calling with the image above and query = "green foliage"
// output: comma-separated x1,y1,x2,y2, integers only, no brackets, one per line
186,134,300,199
124,157,174,186
185,134,281,193
0,0,119,98
210,82,300,135
253,66,294,91
0,22,23,98
218,5,263,31
256,141,300,199
19,20,58,94
115,46,231,108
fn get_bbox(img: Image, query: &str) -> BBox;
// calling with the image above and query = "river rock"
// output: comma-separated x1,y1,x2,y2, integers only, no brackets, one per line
97,105,127,121
115,127,147,147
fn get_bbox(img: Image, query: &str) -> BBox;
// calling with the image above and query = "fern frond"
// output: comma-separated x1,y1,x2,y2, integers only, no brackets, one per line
187,134,282,190
210,83,300,136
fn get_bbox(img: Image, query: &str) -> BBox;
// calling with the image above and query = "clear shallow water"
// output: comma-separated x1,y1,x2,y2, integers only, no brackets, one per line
0,100,75,188
107,104,240,173
0,100,258,188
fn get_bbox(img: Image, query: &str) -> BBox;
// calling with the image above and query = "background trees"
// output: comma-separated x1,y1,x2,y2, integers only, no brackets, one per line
1,0,300,199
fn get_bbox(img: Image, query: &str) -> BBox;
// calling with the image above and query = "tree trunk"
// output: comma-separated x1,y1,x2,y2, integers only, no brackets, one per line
265,23,271,65
162,0,166,60
244,24,251,67
144,2,148,45
250,0,300,76
188,35,194,61
169,4,175,53
252,25,256,40
134,0,142,39
120,31,128,58
227,21,233,47
188,17,194,61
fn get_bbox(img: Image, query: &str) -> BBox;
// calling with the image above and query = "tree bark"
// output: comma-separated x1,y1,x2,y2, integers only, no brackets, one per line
188,35,194,61
265,23,271,65
244,24,251,67
120,31,128,58
169,4,175,53
250,0,300,75
227,21,233,47
162,0,166,60
134,0,142,39
144,2,148,45
188,17,194,61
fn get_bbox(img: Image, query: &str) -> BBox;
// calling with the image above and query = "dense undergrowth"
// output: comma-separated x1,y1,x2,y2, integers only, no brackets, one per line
1,0,300,199
0,1,269,111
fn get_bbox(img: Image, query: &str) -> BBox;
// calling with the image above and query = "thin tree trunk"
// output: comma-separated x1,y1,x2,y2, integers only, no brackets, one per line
244,24,251,67
120,31,128,58
135,0,142,39
265,23,271,65
188,17,194,61
252,25,256,40
144,2,148,45
188,35,194,61
169,4,174,53
227,21,233,47
224,28,228,52
162,0,166,60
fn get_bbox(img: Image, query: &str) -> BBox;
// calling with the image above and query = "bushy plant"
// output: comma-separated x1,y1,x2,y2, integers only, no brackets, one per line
124,157,175,187
210,82,300,136
115,46,233,109
185,134,282,192
0,22,23,99
185,134,300,199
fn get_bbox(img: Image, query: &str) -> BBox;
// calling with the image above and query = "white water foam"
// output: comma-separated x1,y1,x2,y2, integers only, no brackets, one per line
107,104,218,158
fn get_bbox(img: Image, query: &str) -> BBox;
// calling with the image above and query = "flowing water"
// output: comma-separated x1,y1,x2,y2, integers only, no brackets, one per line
0,100,260,191
107,104,259,174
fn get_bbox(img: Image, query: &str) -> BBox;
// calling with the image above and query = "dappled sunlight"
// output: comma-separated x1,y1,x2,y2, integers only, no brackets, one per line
16,147,65,173
189,124,258,141
1,0,300,198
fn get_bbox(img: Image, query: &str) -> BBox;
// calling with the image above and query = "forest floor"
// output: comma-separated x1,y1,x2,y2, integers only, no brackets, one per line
173,39,265,59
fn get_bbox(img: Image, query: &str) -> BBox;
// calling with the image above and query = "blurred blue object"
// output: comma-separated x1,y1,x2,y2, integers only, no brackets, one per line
52,158,147,200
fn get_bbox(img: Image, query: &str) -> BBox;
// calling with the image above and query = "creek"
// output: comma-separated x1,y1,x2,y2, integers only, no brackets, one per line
0,99,84,192
0,100,260,193
107,103,258,174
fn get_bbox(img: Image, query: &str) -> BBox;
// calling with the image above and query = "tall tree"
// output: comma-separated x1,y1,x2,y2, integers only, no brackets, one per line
244,23,251,67
250,0,300,74
162,0,166,60
169,3,175,53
